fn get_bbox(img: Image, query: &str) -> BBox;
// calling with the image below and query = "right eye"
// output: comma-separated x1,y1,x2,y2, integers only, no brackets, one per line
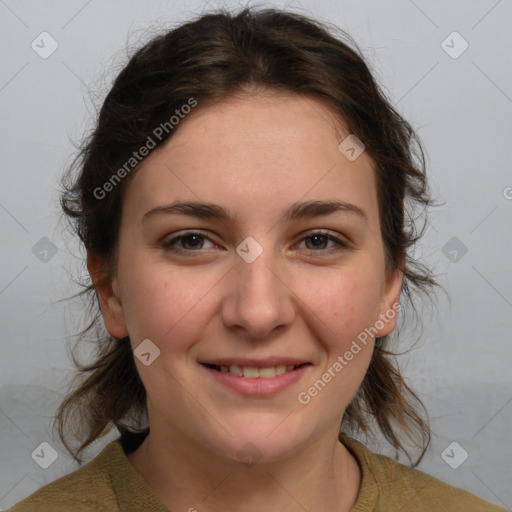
162,231,217,255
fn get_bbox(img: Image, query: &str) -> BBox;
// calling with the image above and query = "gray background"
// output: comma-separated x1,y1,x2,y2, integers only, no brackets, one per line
1,0,511,509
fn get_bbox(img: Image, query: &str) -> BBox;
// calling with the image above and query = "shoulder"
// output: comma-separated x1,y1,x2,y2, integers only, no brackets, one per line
7,441,123,512
341,435,507,512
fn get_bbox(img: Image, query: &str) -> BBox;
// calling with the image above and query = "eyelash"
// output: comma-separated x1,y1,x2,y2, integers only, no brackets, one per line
162,230,349,256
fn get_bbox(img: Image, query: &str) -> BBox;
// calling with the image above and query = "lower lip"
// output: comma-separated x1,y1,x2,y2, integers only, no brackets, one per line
201,364,311,397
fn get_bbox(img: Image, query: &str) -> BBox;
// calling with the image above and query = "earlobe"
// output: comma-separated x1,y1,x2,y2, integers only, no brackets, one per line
87,253,129,339
375,266,404,337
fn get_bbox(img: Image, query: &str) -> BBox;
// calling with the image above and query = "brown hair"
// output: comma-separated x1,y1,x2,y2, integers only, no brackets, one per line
57,6,440,465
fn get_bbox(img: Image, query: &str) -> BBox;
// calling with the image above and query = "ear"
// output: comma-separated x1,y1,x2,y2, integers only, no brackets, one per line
87,253,129,339
375,265,404,337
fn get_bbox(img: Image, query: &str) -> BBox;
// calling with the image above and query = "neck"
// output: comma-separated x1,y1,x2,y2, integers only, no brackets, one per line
127,426,361,512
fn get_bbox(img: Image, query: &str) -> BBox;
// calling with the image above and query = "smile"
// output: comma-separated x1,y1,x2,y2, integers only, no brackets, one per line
200,359,312,397
203,363,310,379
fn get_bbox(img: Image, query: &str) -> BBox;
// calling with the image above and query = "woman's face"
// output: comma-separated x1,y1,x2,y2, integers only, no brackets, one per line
91,91,403,462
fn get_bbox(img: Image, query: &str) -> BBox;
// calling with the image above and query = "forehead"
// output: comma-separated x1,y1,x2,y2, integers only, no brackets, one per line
122,91,379,227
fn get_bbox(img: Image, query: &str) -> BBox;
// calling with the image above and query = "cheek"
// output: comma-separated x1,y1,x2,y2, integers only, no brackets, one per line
296,270,379,416
303,264,383,343
120,260,219,349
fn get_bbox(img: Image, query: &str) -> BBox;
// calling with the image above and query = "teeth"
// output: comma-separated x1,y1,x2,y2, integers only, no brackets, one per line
275,364,287,376
242,367,260,378
259,367,276,378
229,364,243,376
218,364,302,378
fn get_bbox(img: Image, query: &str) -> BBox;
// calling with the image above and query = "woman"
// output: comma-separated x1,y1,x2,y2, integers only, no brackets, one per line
8,7,506,512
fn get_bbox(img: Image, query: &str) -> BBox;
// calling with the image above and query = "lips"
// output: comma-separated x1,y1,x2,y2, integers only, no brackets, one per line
200,357,310,368
202,362,310,378
200,359,312,397
201,357,310,376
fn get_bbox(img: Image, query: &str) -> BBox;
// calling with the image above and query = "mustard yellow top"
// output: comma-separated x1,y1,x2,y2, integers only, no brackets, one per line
7,434,506,511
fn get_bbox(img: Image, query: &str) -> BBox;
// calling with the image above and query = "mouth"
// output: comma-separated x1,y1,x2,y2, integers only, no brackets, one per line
201,362,311,379
199,359,312,397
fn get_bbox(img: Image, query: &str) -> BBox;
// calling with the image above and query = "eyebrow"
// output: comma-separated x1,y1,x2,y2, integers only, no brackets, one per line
142,199,368,225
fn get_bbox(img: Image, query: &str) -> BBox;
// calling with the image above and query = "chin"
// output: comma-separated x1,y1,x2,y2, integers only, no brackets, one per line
204,414,312,464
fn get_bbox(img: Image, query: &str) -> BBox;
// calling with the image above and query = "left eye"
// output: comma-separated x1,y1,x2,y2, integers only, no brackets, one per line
298,232,348,252
162,231,348,255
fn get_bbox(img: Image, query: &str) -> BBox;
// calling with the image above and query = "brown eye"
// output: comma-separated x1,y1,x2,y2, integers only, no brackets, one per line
162,231,216,255
299,231,348,253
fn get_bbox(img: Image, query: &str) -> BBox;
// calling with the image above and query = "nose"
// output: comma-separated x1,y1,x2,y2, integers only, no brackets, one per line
220,245,296,340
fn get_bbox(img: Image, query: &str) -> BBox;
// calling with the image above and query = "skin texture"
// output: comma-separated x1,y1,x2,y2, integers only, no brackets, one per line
88,91,403,512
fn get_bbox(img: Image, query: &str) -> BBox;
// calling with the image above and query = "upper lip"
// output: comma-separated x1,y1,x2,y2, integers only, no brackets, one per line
200,357,311,368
